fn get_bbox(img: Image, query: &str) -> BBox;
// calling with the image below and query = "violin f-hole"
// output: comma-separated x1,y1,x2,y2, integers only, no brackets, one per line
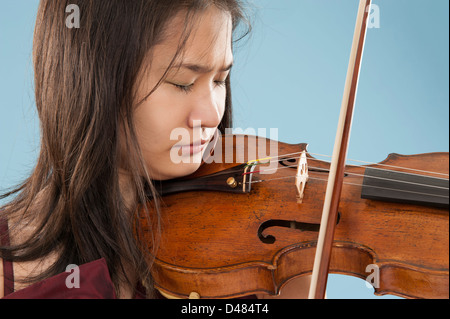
258,213,341,244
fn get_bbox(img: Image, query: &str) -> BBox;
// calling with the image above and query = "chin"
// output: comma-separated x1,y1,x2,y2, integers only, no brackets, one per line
153,162,202,181
176,161,203,177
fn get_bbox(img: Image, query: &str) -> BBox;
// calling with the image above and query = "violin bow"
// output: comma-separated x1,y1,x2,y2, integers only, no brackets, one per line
308,0,372,299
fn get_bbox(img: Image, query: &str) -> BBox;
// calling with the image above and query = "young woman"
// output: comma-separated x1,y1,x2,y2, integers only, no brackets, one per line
0,0,311,299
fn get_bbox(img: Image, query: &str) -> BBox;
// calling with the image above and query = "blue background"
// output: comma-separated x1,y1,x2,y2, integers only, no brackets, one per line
1,1,448,299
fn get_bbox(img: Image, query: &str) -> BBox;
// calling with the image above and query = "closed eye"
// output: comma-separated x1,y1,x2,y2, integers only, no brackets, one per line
171,82,194,94
214,80,226,88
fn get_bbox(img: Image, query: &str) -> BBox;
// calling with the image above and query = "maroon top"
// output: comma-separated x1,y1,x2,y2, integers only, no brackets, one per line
1,218,254,299
0,218,145,299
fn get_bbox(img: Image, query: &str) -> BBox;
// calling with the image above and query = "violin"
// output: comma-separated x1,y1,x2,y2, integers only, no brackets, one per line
140,0,449,299
140,134,449,299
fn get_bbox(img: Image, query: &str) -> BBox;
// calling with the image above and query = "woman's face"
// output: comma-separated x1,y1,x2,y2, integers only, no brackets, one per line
132,7,233,180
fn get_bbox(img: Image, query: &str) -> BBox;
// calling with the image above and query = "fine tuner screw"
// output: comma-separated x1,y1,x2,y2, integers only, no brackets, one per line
227,177,238,188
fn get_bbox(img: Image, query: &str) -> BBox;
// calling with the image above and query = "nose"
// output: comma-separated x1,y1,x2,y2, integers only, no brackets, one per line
187,86,224,130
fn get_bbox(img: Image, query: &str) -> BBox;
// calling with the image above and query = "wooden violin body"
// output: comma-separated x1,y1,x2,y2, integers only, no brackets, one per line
140,135,449,299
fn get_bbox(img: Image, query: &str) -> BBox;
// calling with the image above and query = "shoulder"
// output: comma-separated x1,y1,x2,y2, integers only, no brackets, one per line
0,211,56,297
3,258,118,299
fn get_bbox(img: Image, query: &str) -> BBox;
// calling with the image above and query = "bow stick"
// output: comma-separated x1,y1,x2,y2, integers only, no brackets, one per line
308,0,372,299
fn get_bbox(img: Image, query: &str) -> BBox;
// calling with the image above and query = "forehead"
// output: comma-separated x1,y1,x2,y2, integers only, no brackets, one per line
152,6,234,70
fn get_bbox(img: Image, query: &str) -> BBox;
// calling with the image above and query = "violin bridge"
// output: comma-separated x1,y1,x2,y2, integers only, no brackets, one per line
295,151,308,203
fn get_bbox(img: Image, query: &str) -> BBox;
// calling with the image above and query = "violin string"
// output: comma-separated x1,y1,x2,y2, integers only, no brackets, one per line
252,155,450,181
247,175,449,200
310,152,450,179
246,163,449,192
317,177,449,199
246,151,449,178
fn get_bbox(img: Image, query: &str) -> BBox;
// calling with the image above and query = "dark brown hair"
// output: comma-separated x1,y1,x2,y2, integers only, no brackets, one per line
1,0,250,298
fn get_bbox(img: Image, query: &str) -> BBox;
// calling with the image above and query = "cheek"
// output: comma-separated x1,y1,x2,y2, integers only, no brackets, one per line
132,91,196,180
134,93,186,152
212,89,227,123
134,107,166,149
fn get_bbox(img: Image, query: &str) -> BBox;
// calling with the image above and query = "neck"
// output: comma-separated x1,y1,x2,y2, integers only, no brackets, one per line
361,167,449,208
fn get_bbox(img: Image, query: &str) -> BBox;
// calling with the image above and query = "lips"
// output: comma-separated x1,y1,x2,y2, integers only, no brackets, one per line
177,139,210,155
171,128,216,158
189,140,208,155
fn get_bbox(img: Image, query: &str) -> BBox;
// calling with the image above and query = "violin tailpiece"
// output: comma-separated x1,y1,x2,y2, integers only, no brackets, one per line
154,163,251,197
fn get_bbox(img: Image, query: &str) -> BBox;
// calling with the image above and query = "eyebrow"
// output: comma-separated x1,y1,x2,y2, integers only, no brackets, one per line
170,61,234,74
